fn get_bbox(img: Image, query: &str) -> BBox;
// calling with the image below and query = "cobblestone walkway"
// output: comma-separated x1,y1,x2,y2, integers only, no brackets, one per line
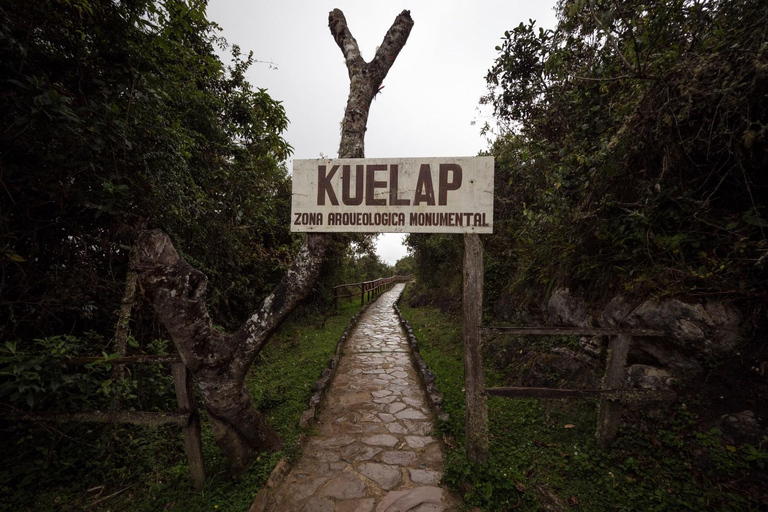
262,284,458,512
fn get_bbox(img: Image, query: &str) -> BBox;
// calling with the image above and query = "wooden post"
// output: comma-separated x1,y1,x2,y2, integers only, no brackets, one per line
596,334,631,447
463,233,488,465
172,363,206,490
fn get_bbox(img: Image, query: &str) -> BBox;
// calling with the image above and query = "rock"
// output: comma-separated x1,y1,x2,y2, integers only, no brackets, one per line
361,434,399,447
336,498,376,512
311,369,333,391
395,408,428,420
718,410,764,445
378,413,397,423
578,336,603,358
340,444,382,462
320,472,367,500
267,458,291,488
602,295,743,363
533,483,568,512
284,477,329,503
302,497,334,512
357,462,402,490
405,436,435,449
248,488,269,512
386,423,408,434
626,364,674,390
381,450,418,466
630,338,702,375
375,487,447,512
409,469,441,485
300,408,316,428
547,288,591,327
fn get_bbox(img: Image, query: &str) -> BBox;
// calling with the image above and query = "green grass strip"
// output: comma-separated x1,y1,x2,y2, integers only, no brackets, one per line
397,285,759,512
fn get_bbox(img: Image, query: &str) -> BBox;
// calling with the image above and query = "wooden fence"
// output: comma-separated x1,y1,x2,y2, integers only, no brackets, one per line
461,234,675,465
479,327,674,448
332,274,413,310
2,354,205,490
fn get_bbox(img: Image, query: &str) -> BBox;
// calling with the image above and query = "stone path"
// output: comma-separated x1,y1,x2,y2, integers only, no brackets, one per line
261,284,458,512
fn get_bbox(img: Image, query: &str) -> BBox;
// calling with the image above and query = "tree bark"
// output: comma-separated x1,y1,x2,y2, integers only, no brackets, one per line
329,9,413,158
136,9,413,477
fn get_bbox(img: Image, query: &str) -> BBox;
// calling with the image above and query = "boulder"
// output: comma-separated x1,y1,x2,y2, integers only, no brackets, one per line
625,364,674,390
546,288,592,327
601,295,742,358
717,410,764,446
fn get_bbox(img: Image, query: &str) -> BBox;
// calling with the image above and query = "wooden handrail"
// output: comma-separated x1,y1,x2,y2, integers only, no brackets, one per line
3,358,204,489
332,274,414,309
68,354,182,366
480,326,665,337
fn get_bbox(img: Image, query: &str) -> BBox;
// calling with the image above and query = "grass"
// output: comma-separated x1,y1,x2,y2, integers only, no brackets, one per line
397,284,764,511
0,299,361,512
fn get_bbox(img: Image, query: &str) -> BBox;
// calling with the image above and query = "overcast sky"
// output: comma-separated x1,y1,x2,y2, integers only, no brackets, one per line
207,0,558,265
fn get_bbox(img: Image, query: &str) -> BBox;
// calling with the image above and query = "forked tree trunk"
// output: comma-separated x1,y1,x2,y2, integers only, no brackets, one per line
137,9,413,476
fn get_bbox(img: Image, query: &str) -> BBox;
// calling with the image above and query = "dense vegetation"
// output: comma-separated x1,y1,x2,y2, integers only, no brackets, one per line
409,0,767,308
0,299,362,511
399,285,766,511
1,0,298,343
2,0,765,509
402,0,768,508
0,0,392,506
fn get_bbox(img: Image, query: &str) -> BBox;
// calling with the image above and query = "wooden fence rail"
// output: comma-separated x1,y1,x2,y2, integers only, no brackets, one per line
473,327,673,457
2,355,205,490
332,274,413,310
460,235,676,466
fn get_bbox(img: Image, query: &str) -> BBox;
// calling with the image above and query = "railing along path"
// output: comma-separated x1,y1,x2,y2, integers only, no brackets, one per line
2,354,205,490
477,326,674,448
332,274,413,309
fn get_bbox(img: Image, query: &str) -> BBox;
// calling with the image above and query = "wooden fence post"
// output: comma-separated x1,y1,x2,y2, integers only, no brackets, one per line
463,233,488,465
596,334,631,447
172,363,206,490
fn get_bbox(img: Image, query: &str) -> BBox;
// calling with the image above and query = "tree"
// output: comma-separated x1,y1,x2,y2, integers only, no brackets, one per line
0,0,294,348
487,0,768,302
136,8,414,475
409,0,767,310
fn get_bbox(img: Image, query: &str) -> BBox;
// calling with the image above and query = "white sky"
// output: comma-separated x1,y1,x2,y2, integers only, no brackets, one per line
207,1,558,265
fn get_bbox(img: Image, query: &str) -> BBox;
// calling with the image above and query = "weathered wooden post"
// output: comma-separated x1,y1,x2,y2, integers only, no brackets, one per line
464,233,488,464
595,334,631,447
172,362,206,490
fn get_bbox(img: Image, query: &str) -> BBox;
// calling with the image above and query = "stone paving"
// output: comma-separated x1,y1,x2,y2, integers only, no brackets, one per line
261,284,458,512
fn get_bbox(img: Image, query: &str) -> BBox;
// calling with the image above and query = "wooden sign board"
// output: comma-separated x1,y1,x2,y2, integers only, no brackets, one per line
291,157,494,233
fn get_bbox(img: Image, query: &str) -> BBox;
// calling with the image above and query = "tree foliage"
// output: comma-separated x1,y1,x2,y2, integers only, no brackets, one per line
411,0,768,308
0,0,294,348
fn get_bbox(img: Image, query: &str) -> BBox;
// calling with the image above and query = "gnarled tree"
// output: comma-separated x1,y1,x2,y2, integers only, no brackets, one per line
137,9,413,475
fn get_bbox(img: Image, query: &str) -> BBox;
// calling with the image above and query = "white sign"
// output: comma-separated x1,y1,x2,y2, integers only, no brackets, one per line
291,157,494,233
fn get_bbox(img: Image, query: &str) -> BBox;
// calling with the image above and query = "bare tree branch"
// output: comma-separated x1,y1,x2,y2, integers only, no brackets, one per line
329,9,366,77
369,10,414,85
331,9,414,158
